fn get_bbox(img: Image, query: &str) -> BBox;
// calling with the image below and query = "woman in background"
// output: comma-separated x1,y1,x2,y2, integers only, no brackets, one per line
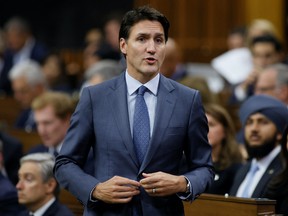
204,103,244,195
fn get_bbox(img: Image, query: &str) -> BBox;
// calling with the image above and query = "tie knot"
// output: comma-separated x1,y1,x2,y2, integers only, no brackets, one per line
137,86,148,96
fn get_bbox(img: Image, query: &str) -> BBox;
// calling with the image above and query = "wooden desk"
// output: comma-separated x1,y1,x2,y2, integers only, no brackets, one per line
184,193,276,216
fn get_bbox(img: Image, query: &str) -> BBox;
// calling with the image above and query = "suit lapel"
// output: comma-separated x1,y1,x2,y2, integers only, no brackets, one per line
252,154,282,197
140,76,176,173
108,74,139,166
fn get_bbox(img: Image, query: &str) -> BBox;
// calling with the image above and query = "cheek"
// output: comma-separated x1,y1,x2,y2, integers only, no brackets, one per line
208,127,225,145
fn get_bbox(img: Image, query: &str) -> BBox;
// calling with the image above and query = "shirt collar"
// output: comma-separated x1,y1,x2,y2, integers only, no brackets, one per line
254,145,281,170
125,70,159,96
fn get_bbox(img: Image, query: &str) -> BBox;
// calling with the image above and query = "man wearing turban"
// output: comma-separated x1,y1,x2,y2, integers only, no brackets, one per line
230,94,288,198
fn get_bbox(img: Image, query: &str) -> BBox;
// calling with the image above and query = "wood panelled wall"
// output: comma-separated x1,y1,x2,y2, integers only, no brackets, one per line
134,0,285,63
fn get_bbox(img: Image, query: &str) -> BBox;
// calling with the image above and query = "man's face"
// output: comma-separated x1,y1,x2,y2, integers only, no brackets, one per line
252,42,280,68
244,113,280,147
34,105,69,148
16,162,54,210
12,77,38,109
244,113,280,158
206,113,225,148
254,69,277,97
120,20,166,83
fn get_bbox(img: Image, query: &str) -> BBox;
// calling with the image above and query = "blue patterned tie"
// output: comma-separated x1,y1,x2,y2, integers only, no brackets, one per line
241,162,259,198
133,86,150,164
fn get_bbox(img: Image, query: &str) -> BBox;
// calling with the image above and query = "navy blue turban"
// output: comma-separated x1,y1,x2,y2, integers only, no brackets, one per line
239,94,288,133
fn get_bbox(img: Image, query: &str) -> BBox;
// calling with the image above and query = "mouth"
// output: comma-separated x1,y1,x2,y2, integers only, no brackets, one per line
145,57,157,64
249,135,261,142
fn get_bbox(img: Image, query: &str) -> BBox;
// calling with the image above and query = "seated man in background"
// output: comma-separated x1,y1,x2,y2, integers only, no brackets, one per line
16,152,74,215
8,59,47,132
27,91,74,156
254,63,288,106
230,94,288,198
28,91,94,174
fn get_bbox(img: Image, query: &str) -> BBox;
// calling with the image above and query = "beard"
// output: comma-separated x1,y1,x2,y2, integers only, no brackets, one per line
244,134,277,159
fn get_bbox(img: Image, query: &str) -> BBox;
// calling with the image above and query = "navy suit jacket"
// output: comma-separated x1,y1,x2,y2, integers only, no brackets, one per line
229,153,283,197
0,173,26,215
54,73,214,216
1,131,23,185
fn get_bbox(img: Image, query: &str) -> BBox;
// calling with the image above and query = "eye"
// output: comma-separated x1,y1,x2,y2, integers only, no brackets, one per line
137,37,146,42
155,37,164,44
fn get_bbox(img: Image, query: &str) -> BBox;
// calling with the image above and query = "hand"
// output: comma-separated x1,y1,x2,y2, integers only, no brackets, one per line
92,176,141,204
241,67,262,89
140,172,187,197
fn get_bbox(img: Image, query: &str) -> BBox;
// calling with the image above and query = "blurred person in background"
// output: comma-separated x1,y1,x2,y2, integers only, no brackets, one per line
80,59,122,95
0,129,23,185
8,59,47,132
204,103,244,195
226,26,247,50
230,34,284,105
160,37,188,81
255,63,288,106
41,50,74,94
0,16,48,96
27,92,75,157
82,28,103,71
0,141,26,215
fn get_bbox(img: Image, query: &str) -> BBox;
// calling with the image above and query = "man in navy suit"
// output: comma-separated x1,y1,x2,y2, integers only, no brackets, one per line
54,6,214,216
230,94,288,198
16,153,74,216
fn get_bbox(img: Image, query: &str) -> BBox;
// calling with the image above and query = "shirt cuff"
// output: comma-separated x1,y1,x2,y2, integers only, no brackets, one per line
177,176,192,200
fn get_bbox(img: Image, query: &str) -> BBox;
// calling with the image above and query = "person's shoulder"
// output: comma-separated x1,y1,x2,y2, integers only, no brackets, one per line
53,200,75,216
27,144,47,154
0,131,22,147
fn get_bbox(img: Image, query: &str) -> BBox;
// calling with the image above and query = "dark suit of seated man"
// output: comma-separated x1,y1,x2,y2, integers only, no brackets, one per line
0,130,23,185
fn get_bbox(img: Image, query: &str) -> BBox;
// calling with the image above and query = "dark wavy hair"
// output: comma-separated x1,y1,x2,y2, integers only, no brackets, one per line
119,5,170,42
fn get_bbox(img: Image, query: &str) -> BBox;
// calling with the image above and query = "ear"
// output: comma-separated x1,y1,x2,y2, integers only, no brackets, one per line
276,132,282,142
119,38,127,55
45,178,57,194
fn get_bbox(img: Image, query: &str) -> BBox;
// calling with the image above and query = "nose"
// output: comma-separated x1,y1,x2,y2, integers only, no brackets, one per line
249,122,260,131
16,181,22,190
146,40,156,53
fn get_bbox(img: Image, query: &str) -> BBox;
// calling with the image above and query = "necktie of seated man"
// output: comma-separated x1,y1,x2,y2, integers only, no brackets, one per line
241,162,259,198
133,86,150,164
